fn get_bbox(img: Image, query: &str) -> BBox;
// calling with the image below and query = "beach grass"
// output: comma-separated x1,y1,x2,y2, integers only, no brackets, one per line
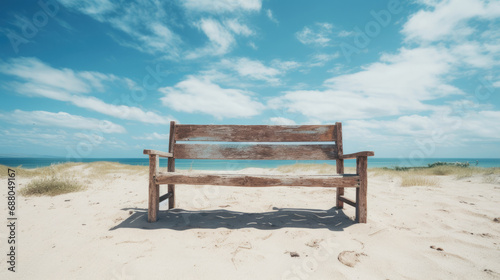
20,175,84,196
399,173,440,187
0,162,81,178
19,165,85,196
82,161,148,177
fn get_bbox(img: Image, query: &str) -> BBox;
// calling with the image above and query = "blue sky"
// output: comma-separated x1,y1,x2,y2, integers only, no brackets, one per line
0,0,499,159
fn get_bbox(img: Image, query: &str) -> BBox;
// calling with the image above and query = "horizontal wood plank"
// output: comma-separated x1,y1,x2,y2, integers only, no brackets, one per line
156,173,359,188
143,149,173,158
174,144,338,160
342,151,374,159
175,125,337,142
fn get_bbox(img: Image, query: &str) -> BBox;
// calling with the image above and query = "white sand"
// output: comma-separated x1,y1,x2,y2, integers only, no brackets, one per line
1,165,499,279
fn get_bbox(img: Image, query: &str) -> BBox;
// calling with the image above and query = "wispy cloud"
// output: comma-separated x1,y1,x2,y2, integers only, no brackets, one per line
403,0,500,43
132,133,169,140
58,0,182,58
0,57,171,124
180,0,262,13
186,18,254,58
219,57,281,84
159,75,265,119
269,47,461,121
269,117,295,125
296,22,333,47
1,110,125,133
266,9,278,24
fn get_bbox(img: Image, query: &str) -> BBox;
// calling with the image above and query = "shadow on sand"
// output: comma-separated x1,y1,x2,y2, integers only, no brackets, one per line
110,207,354,231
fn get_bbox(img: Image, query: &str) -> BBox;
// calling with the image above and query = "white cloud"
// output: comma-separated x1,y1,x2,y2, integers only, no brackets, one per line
403,0,500,43
220,57,281,83
338,30,353,37
180,0,262,13
346,109,500,143
159,75,265,119
271,59,301,71
187,18,236,58
133,133,170,140
296,22,333,47
266,9,278,24
3,110,125,133
187,18,255,59
269,47,461,121
450,41,499,68
0,57,91,93
0,128,69,147
269,117,296,125
0,57,170,124
325,47,460,99
308,53,340,67
70,95,170,124
58,0,182,58
225,19,254,36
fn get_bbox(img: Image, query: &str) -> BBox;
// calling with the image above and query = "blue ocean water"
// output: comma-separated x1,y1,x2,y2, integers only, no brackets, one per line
0,157,499,170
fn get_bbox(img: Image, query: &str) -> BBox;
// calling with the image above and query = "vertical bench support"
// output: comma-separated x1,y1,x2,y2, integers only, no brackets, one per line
356,156,368,223
335,122,344,208
148,154,159,222
167,121,176,209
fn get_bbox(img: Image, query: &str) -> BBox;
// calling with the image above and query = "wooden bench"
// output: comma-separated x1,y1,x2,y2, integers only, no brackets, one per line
143,122,374,223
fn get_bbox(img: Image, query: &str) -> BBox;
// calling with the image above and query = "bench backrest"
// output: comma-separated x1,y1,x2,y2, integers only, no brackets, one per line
168,122,344,161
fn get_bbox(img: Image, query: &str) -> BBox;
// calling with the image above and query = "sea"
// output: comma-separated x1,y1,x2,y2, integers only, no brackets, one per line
0,157,499,170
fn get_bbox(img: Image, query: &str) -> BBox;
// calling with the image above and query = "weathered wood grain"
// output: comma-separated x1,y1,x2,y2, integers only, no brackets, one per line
144,121,372,224
335,122,345,209
174,144,338,160
143,149,172,158
156,173,359,188
342,151,374,159
338,196,356,207
356,156,368,223
175,125,337,142
167,121,176,209
159,192,173,203
148,154,159,222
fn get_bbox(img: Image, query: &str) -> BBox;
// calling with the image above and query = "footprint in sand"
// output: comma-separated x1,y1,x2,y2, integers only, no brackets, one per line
338,251,367,267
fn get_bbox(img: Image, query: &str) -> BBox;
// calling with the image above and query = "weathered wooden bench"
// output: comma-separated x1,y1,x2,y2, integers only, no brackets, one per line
143,122,374,223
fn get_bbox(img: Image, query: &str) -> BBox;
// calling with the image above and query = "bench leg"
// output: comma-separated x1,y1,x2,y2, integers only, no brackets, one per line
336,158,344,208
148,182,159,222
168,184,175,209
336,187,344,209
148,155,159,222
355,156,368,223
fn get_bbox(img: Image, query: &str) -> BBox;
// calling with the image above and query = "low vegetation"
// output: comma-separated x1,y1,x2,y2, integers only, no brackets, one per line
374,162,500,187
1,161,148,197
17,164,85,196
20,175,84,196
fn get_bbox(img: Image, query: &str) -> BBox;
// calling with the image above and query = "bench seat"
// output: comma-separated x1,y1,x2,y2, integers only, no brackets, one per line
156,172,360,188
144,122,374,223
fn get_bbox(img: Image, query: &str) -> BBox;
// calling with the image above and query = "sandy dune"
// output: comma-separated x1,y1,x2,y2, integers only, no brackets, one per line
1,165,499,279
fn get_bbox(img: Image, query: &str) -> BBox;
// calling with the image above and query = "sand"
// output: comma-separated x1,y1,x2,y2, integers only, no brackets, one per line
1,164,499,279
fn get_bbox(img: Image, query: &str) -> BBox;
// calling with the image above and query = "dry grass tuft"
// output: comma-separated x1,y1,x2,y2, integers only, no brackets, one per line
482,175,499,184
19,165,85,196
400,173,440,187
373,165,500,187
0,163,81,178
83,161,148,177
20,175,84,196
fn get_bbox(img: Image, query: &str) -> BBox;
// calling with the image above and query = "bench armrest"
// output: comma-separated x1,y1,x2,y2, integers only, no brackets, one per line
341,151,374,159
143,149,173,158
